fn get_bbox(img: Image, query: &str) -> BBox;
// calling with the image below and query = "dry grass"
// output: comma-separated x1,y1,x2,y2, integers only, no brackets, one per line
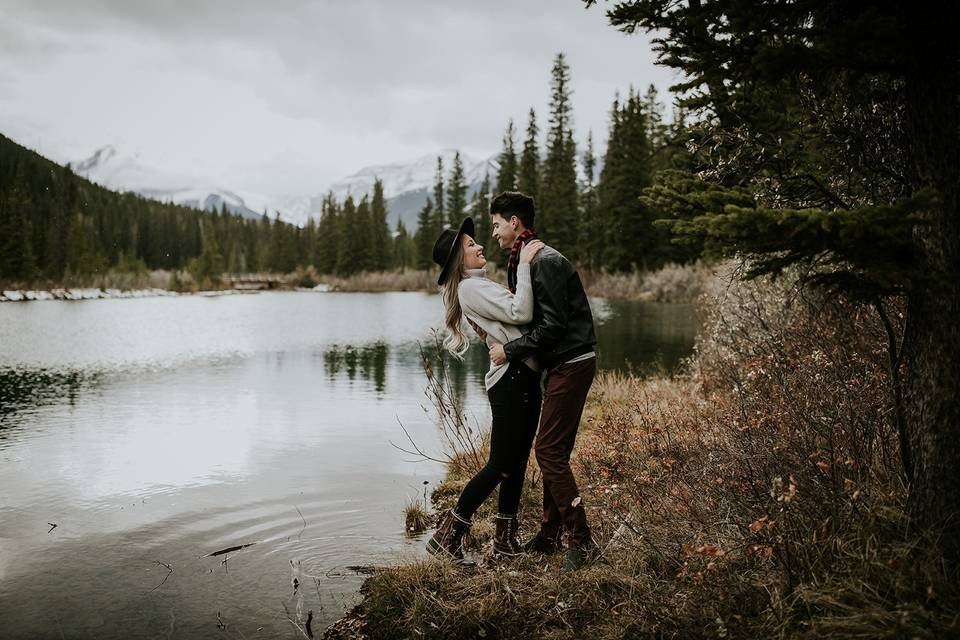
581,261,717,303
317,269,439,293
404,499,431,535
1,268,176,292
324,264,959,640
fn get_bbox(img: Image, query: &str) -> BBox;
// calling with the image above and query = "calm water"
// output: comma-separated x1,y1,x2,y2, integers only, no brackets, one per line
0,291,696,638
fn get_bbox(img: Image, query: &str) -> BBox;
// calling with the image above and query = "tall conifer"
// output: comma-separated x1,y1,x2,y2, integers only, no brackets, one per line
495,120,518,194
316,192,339,274
539,52,579,255
393,220,416,270
472,172,499,263
414,197,435,269
432,157,445,231
446,151,468,227
354,195,374,272
517,108,540,208
580,130,599,267
370,178,391,270
597,89,655,271
336,196,357,275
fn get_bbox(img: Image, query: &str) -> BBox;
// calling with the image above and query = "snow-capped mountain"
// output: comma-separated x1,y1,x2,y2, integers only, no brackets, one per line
316,149,499,230
72,146,265,220
328,149,497,203
71,145,500,229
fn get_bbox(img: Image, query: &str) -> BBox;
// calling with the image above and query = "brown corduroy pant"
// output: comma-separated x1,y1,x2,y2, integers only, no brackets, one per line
534,356,597,548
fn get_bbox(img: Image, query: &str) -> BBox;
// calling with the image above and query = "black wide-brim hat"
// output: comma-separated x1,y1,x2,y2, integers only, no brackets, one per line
432,217,475,286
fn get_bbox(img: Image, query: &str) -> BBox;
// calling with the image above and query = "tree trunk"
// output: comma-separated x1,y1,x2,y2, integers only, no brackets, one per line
901,2,960,569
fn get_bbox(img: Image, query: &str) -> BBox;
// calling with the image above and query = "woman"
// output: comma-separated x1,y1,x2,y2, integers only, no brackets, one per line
426,216,544,560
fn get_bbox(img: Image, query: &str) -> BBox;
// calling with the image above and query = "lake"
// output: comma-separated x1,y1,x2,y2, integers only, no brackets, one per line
0,291,696,638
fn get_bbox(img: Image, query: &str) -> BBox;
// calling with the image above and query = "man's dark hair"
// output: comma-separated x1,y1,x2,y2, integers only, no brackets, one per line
489,191,535,230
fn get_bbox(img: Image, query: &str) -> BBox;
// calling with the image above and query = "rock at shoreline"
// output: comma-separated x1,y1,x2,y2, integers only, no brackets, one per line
0,287,182,302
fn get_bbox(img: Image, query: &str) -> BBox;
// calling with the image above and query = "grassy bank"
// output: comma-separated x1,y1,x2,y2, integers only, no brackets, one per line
323,266,957,640
3,263,714,303
580,262,714,303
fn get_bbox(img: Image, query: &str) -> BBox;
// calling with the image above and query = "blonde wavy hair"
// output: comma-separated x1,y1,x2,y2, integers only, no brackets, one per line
440,240,470,360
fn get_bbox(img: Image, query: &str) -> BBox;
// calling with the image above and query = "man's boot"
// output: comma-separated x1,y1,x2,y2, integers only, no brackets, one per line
522,528,563,555
426,509,471,561
562,500,598,571
492,513,523,557
563,538,599,571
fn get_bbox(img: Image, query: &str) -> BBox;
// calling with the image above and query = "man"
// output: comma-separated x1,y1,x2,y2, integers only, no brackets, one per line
487,191,599,571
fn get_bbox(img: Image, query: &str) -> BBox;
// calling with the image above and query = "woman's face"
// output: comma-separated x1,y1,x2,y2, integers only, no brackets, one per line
461,234,486,270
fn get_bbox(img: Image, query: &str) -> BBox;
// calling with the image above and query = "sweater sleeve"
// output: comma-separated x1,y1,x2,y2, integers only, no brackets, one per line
459,264,534,325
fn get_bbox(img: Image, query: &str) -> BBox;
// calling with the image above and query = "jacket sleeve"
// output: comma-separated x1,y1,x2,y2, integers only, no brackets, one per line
459,264,534,325
502,255,569,362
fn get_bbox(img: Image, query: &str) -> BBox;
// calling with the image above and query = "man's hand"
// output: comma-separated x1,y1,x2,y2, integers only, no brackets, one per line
489,343,507,365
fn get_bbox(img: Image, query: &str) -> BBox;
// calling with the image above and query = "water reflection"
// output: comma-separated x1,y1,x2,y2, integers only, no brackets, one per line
0,367,100,421
319,337,495,401
593,300,697,376
323,342,389,393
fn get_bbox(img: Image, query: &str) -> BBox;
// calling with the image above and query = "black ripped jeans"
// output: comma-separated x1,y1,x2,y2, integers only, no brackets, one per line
454,361,542,519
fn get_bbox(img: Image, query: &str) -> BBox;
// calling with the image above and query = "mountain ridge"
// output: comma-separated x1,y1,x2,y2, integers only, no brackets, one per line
71,145,500,230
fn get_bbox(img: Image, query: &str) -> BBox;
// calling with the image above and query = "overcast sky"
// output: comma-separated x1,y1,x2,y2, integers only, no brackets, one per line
0,0,677,198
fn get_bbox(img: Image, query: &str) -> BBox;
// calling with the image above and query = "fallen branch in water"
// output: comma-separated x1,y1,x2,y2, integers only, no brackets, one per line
281,602,312,640
148,560,174,593
295,505,307,540
345,565,390,576
205,542,256,557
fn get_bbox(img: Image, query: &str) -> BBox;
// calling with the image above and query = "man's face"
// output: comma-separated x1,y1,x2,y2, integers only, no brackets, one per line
490,212,519,249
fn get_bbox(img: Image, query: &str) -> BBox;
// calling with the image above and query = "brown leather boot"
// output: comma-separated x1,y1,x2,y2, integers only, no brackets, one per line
492,513,523,557
426,509,471,561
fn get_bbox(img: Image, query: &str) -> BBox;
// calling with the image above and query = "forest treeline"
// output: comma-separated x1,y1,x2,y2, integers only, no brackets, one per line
0,133,321,287
0,53,702,287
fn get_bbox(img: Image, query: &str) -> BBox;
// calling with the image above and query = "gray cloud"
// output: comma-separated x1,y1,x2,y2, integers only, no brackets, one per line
0,0,677,197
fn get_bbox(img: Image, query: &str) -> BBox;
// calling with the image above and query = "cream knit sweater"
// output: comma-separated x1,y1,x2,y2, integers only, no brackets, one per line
458,264,540,390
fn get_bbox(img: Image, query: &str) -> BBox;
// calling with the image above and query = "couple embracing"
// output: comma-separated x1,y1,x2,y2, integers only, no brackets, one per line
425,191,598,571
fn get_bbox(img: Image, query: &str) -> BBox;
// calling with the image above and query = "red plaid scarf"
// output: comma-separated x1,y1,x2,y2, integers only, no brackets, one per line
507,228,537,294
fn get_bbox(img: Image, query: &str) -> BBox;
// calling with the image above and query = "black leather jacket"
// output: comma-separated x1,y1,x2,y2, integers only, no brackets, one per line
503,245,597,370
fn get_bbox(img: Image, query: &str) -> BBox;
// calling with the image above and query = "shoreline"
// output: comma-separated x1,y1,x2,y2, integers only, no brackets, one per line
0,285,332,302
1,262,717,304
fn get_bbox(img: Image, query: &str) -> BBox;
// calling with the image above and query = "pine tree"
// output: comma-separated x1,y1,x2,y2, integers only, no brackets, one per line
517,108,540,207
597,89,655,271
471,172,499,263
495,120,518,194
370,178,391,270
393,220,416,270
316,192,339,274
432,157,445,231
336,196,357,276
642,84,665,153
580,130,599,268
190,218,224,286
414,197,436,269
539,52,579,256
354,195,374,272
446,151,468,227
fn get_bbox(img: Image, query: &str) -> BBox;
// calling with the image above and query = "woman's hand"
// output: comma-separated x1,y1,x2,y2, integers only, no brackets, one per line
519,240,544,264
